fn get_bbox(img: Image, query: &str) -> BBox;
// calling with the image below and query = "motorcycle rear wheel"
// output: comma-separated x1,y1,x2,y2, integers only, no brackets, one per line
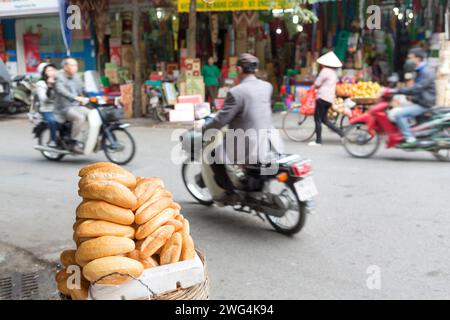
343,123,381,158
38,128,65,161
264,180,307,235
153,106,167,122
432,128,450,162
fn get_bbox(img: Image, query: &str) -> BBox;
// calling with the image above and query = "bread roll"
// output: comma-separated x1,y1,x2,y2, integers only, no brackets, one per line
76,201,135,226
160,232,182,265
79,167,136,189
73,218,88,232
60,250,77,267
165,219,183,232
75,237,95,248
75,236,135,263
55,269,70,283
170,202,181,211
135,197,172,225
140,225,175,259
70,284,89,301
182,219,190,236
78,180,137,209
180,235,196,261
135,208,177,240
83,256,144,285
75,220,135,239
79,162,123,177
140,255,159,269
133,178,165,210
175,214,184,222
126,249,141,261
56,271,71,296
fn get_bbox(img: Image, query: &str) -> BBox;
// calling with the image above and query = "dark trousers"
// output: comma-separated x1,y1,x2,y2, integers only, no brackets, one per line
205,85,218,107
314,99,343,144
211,163,235,192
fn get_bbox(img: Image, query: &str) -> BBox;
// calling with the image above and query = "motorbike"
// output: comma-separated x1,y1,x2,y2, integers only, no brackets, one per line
146,78,176,122
0,68,33,114
30,96,136,165
179,118,318,235
342,91,450,161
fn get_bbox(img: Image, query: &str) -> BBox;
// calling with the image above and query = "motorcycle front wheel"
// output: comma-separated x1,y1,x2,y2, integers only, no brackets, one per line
181,160,214,206
153,106,168,122
102,128,136,165
343,123,381,158
264,180,307,235
37,127,65,161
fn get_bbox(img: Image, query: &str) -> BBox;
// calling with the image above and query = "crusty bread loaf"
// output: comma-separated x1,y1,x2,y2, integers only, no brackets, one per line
160,232,182,265
70,283,89,300
76,200,134,226
180,234,196,261
79,167,137,189
83,256,144,285
132,178,165,210
75,236,135,263
79,162,123,177
175,214,184,222
182,219,190,236
170,202,181,211
140,225,175,259
135,208,177,240
78,180,137,209
140,255,159,269
135,197,172,225
56,270,71,296
75,220,135,239
73,218,87,232
126,249,141,261
60,250,77,267
165,219,183,232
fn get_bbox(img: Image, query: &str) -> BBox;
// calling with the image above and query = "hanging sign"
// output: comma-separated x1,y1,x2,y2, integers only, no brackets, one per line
23,33,40,73
0,0,59,17
178,0,293,13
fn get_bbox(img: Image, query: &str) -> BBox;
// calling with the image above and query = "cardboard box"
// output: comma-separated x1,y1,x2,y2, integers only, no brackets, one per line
178,95,204,104
194,102,211,120
169,109,195,122
175,103,195,113
185,76,205,99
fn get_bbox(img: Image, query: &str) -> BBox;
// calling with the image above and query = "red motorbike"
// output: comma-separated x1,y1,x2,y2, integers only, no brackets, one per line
342,91,450,161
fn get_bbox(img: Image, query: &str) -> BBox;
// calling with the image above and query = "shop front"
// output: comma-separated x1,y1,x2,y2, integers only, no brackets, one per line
0,0,96,77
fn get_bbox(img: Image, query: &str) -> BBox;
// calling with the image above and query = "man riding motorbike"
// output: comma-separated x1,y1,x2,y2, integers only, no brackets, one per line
389,47,436,148
201,53,283,203
54,58,89,153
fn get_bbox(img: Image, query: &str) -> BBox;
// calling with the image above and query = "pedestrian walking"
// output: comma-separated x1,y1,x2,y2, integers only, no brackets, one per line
309,51,344,147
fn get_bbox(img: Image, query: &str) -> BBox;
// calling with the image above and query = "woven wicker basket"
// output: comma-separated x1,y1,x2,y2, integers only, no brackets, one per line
59,250,209,300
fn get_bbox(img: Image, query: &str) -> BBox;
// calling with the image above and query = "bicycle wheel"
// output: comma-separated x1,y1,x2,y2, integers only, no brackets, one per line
282,111,315,142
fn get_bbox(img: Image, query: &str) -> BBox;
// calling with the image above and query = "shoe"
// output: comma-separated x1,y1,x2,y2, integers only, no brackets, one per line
308,141,322,147
47,141,58,149
71,142,84,154
399,138,417,149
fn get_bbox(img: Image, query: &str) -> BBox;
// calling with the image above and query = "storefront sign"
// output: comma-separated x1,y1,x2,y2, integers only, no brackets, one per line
0,0,59,17
23,33,40,73
178,0,293,12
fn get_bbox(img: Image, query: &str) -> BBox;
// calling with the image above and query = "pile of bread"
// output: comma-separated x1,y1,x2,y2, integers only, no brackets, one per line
55,162,196,300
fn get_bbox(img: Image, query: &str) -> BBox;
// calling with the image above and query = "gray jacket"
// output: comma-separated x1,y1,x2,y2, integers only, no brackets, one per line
203,75,282,164
397,63,436,108
35,80,55,113
54,70,84,117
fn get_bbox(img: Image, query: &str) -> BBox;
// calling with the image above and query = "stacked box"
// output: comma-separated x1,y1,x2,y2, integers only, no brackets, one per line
185,59,201,77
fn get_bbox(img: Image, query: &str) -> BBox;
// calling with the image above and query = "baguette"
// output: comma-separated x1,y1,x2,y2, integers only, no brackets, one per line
135,208,177,240
75,220,135,239
79,162,123,177
175,214,184,222
132,178,165,210
79,167,136,189
170,202,181,211
135,197,172,225
165,219,183,232
56,270,71,296
126,249,141,261
75,236,135,263
70,282,89,301
182,218,190,236
76,200,134,226
73,218,87,232
140,225,175,259
78,180,137,209
160,232,183,265
82,256,144,285
60,250,77,267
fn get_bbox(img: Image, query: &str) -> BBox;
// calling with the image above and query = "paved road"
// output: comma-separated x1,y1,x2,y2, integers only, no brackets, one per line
1,116,449,299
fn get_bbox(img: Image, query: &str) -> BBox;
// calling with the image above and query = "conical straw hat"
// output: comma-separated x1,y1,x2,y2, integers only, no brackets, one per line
317,51,343,68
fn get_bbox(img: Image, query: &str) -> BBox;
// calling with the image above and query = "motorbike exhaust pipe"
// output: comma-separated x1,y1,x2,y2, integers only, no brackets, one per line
34,145,72,155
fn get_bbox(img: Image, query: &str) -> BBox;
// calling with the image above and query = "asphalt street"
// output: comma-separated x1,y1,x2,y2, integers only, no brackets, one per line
0,115,449,299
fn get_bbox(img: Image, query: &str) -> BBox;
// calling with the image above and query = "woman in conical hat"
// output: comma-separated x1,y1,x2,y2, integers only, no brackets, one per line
309,51,344,147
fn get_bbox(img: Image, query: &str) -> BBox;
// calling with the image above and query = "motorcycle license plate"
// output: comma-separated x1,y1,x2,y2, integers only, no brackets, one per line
294,177,318,201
